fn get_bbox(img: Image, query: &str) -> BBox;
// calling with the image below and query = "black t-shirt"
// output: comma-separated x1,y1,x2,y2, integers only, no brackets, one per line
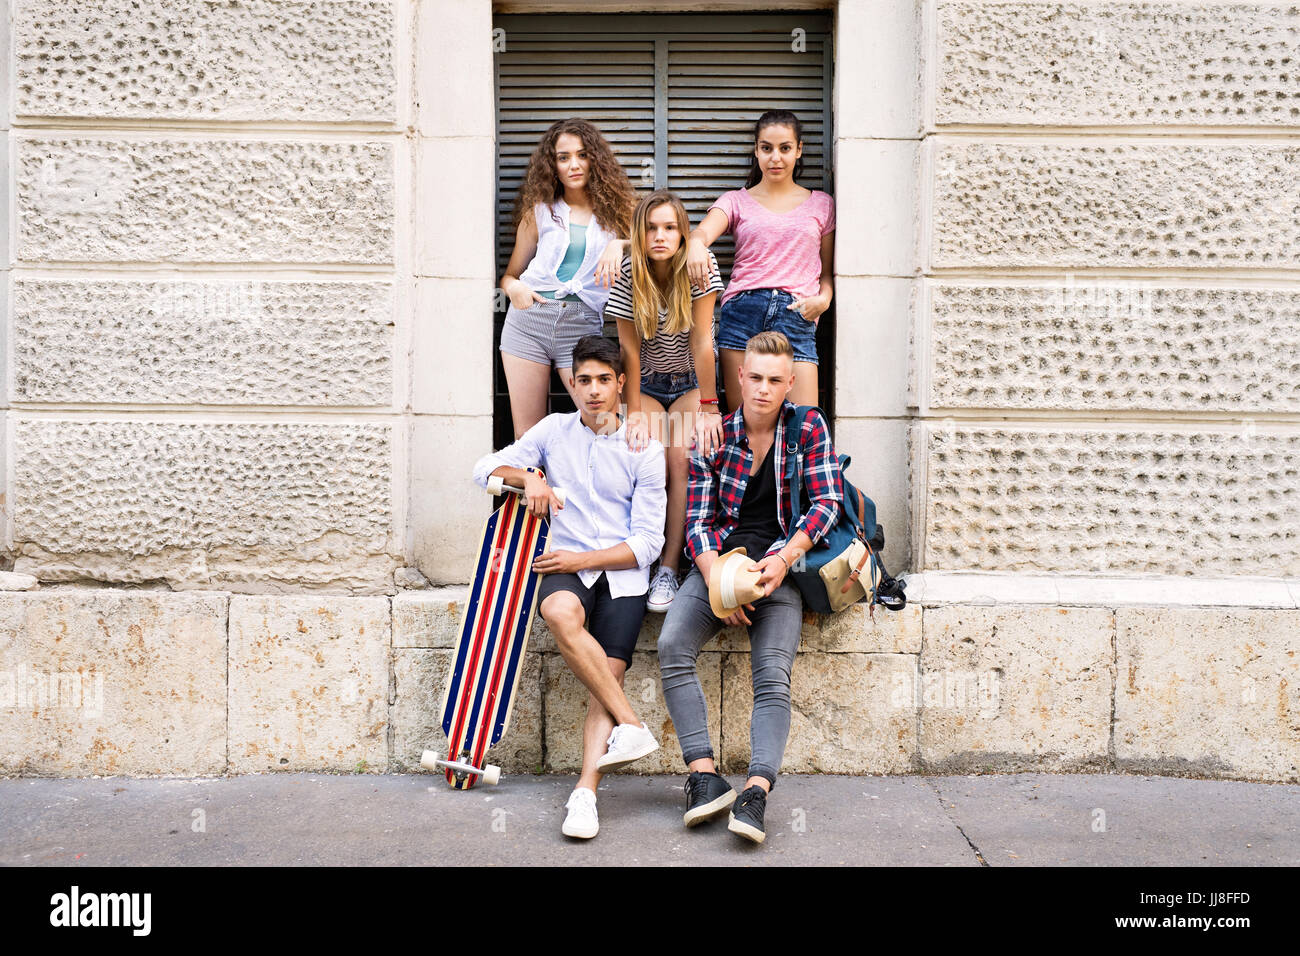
719,443,783,560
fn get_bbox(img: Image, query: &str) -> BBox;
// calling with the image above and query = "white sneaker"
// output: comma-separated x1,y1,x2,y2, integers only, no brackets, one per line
646,566,680,613
562,787,599,839
596,722,660,773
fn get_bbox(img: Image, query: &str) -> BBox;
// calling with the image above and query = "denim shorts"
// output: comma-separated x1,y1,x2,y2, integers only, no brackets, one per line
716,288,819,365
639,370,699,407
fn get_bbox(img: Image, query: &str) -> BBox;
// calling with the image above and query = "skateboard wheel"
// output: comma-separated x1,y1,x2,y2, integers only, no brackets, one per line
486,475,504,496
481,764,501,786
552,488,567,507
419,750,440,773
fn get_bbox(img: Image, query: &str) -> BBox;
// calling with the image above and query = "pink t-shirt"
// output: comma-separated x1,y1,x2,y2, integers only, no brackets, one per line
709,188,835,304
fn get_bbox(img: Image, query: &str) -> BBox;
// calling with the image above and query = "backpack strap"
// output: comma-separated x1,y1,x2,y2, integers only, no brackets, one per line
784,405,823,526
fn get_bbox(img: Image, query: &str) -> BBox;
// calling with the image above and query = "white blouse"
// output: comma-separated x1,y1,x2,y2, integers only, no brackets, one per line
517,198,618,314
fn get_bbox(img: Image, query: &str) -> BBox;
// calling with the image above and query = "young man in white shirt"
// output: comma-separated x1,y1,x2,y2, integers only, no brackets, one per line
472,335,667,839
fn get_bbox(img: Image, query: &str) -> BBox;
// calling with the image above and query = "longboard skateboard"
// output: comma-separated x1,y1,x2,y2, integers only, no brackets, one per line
420,475,564,789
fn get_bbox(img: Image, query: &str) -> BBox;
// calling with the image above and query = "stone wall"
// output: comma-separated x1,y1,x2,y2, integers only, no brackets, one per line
912,1,1300,578
3,589,1294,783
4,0,414,593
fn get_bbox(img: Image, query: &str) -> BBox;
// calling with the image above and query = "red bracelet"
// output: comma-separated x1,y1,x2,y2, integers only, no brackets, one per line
699,398,719,406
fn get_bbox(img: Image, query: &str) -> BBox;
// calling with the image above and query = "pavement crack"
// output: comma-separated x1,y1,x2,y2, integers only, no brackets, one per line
927,779,988,867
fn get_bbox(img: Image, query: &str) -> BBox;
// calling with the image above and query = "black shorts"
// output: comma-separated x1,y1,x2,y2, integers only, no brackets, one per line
537,572,646,668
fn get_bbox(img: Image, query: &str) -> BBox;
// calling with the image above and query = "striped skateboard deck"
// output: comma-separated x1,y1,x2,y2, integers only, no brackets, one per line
435,485,549,789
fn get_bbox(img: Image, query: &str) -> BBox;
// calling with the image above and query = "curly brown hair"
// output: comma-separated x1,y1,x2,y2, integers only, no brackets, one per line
512,118,635,238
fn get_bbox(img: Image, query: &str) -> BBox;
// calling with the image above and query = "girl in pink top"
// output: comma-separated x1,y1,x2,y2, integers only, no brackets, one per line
686,110,835,426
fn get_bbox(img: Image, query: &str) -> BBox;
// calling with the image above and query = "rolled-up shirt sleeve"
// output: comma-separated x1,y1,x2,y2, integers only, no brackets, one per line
685,447,725,562
790,409,843,545
623,441,666,569
471,415,551,488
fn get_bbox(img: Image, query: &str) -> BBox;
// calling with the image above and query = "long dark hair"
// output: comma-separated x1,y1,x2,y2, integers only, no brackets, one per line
744,110,805,188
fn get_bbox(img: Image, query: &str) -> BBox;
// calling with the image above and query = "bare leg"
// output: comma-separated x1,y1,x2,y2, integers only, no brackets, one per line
790,361,819,407
502,352,554,439
660,391,699,573
556,366,579,407
719,349,744,414
540,591,640,727
576,658,628,793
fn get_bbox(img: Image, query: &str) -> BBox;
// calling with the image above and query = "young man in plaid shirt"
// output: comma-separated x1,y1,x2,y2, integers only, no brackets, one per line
657,330,843,843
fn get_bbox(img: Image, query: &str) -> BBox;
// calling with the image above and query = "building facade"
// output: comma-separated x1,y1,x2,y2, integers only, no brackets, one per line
1,0,1296,782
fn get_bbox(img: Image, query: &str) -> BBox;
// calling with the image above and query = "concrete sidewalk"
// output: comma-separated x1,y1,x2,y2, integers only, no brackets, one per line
2,772,1297,866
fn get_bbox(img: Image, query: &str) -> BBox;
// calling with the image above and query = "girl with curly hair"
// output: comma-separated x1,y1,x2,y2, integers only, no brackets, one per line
607,191,723,612
499,118,637,437
685,110,834,424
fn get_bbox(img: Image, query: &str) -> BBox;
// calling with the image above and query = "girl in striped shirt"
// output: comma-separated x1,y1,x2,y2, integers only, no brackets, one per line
608,190,724,612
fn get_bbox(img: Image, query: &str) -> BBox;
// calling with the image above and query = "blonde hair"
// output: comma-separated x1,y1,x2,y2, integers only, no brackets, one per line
629,191,693,340
744,331,796,363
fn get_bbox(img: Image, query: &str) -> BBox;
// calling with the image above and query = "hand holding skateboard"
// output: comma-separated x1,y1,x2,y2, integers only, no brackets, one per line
488,473,567,520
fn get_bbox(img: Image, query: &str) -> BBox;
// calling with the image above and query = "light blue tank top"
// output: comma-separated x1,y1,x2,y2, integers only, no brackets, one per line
552,223,587,301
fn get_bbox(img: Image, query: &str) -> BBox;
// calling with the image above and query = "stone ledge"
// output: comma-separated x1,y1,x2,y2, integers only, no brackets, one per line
906,572,1300,610
0,588,1293,783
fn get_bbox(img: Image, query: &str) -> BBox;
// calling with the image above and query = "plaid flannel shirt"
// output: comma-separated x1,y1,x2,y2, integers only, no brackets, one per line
685,400,842,563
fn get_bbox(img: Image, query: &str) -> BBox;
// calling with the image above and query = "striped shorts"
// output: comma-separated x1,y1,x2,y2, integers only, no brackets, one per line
499,297,603,369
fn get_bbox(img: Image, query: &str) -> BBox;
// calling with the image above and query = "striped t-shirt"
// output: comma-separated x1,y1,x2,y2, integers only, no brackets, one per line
604,253,724,375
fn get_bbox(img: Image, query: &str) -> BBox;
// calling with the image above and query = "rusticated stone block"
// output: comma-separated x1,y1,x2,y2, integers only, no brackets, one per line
15,0,396,122
15,136,394,264
932,142,1300,269
542,651,721,775
920,425,1300,577
721,651,918,775
929,282,1300,414
228,596,390,772
10,419,397,592
1116,608,1299,782
12,278,394,406
937,2,1300,128
390,648,543,774
919,605,1113,771
0,591,227,776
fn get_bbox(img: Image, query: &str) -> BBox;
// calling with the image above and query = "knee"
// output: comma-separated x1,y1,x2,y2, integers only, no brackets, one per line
656,625,695,669
751,660,793,699
540,593,585,643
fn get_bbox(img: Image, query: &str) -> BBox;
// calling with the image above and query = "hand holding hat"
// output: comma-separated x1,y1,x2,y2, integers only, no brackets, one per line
708,547,766,620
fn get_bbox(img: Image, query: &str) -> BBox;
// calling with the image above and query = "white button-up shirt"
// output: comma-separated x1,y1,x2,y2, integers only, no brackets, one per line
472,412,667,598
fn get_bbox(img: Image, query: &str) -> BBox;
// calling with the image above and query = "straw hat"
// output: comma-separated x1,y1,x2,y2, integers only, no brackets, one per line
708,547,766,618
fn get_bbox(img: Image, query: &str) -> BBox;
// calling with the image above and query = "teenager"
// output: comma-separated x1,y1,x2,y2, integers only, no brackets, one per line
657,331,843,844
499,118,636,438
472,335,666,839
606,190,725,613
686,109,834,418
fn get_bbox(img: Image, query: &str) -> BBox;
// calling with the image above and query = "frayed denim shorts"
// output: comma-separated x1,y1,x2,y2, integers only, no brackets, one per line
716,288,819,365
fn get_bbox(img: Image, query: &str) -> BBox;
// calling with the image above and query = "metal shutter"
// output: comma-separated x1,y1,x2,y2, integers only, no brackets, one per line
493,13,834,446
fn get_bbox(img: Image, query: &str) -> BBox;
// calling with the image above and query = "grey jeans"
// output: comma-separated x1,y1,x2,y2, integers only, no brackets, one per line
657,568,803,787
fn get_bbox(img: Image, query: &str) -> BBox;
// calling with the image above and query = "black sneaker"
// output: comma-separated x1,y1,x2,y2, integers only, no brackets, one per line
682,771,735,828
728,785,768,844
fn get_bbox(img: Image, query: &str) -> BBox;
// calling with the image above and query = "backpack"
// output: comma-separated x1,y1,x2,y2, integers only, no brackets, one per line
783,405,907,614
